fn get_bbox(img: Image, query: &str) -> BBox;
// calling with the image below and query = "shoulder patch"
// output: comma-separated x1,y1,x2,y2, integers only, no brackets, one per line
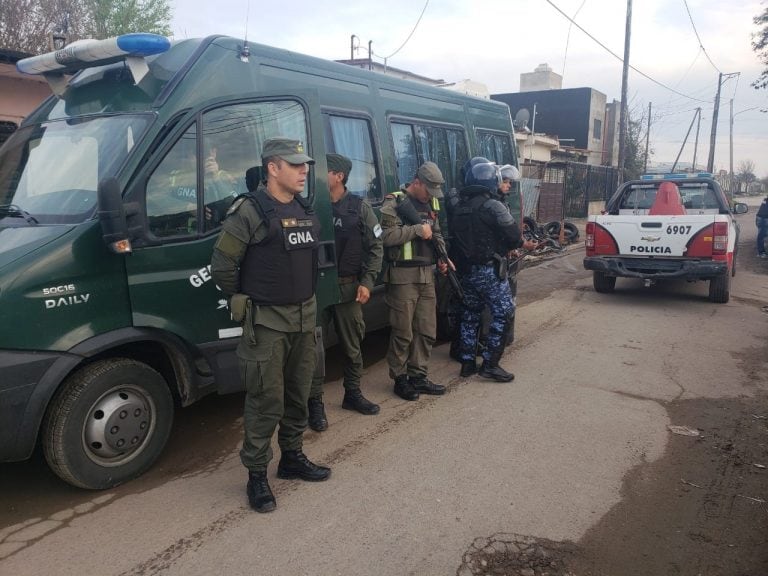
226,197,248,217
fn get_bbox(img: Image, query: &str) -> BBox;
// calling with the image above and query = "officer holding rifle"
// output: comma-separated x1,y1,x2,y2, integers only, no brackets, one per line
380,161,453,401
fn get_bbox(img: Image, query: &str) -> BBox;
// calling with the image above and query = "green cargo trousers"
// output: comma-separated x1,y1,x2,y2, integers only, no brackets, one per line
385,281,436,380
310,296,365,398
238,325,316,472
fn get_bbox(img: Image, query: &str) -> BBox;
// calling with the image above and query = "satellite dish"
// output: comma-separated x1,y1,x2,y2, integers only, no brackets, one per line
513,108,530,130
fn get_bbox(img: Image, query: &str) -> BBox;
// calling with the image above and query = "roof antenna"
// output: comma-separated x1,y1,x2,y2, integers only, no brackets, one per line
239,1,250,62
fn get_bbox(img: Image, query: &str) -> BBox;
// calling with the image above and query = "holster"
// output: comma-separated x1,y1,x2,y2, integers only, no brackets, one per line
229,293,249,324
492,253,508,281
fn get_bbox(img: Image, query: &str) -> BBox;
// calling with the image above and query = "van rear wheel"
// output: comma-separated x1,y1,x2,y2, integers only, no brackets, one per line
42,358,174,490
708,272,730,303
593,271,616,293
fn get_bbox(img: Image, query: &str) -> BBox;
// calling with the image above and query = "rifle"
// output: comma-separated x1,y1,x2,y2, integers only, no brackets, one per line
395,198,464,302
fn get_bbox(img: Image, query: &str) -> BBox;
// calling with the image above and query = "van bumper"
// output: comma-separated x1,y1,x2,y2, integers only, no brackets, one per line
0,350,79,462
583,256,728,280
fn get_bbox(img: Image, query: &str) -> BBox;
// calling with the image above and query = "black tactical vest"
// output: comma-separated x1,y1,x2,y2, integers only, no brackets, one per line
240,189,320,305
333,193,364,278
451,191,501,266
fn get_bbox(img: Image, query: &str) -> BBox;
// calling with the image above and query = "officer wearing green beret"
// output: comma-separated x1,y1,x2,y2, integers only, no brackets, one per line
380,161,452,401
307,153,384,431
211,137,331,513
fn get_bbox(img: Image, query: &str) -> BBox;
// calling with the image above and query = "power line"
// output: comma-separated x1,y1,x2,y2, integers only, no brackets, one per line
543,0,712,104
375,0,430,61
681,0,722,74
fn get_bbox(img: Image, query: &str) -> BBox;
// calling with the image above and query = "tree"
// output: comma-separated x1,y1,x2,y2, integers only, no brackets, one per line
0,0,171,55
82,0,171,39
0,1,88,54
736,159,757,193
622,106,649,181
752,6,768,89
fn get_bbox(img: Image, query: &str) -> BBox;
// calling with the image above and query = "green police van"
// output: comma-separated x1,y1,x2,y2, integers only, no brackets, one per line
0,33,519,489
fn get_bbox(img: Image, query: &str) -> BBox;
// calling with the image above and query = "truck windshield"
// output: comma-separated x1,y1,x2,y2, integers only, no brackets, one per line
0,114,151,225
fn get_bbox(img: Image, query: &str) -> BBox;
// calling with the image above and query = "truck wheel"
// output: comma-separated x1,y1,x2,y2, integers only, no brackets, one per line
42,358,174,490
708,273,730,303
593,271,616,293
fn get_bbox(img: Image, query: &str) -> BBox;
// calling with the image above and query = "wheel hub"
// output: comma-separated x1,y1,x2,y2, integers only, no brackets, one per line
84,388,152,461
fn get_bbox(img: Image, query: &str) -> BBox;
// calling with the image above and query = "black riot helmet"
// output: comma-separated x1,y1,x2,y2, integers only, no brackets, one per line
464,158,501,192
460,156,491,183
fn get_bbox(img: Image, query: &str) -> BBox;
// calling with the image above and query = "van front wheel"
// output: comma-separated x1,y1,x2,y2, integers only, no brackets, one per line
42,358,174,490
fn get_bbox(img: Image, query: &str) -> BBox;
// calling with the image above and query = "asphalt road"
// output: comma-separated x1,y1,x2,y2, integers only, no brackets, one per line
1,201,766,575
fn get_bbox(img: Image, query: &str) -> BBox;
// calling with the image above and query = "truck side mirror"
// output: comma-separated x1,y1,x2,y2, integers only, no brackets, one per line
733,202,749,215
97,177,132,254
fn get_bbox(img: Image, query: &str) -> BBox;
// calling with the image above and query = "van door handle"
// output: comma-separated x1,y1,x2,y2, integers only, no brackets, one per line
641,222,662,228
317,240,336,269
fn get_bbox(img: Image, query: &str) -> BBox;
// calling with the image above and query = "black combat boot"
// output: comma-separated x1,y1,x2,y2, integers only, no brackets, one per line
478,351,515,382
342,389,380,415
460,360,477,377
307,396,328,432
410,376,446,395
247,471,276,513
277,450,331,481
393,374,419,401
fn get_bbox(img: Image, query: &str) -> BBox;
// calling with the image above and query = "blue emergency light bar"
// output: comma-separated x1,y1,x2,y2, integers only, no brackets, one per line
16,33,170,76
640,172,713,180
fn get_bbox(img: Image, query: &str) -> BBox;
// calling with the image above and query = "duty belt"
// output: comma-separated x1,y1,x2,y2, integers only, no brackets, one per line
338,275,358,284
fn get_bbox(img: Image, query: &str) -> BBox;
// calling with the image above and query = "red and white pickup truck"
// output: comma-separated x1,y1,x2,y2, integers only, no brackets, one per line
583,173,749,303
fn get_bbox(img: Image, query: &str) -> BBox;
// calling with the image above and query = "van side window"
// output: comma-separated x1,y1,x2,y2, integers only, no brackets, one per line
145,101,310,239
146,125,199,237
390,120,468,193
202,101,309,230
476,130,515,166
323,115,381,200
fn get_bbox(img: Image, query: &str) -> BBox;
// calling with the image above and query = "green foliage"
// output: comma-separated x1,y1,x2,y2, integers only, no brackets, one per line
82,0,171,39
0,0,171,55
752,6,768,90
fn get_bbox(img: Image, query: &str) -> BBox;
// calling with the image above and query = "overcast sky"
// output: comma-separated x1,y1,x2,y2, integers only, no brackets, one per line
170,0,768,177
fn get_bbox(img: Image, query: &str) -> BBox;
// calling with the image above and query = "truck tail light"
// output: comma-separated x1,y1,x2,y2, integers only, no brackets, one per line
712,221,728,255
586,222,618,256
686,222,728,259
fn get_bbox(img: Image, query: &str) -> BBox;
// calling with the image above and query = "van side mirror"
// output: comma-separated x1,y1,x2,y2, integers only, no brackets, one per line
733,202,749,215
97,177,132,253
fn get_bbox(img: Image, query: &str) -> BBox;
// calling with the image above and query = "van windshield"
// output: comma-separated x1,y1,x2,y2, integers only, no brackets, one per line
0,114,152,225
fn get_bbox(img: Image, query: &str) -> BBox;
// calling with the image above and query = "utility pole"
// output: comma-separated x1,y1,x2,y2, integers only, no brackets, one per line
706,73,723,173
692,107,701,171
368,40,372,71
350,35,357,60
617,0,632,184
707,72,739,173
729,98,736,198
643,101,651,173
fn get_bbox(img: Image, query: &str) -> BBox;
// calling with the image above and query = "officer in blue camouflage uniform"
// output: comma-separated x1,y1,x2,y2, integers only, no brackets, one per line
449,159,530,382
211,138,331,513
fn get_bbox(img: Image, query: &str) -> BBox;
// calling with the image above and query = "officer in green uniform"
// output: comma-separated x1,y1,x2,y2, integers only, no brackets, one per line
307,153,384,431
211,138,331,514
380,161,452,401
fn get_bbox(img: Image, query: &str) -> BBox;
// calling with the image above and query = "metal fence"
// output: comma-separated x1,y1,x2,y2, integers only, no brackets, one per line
520,161,619,220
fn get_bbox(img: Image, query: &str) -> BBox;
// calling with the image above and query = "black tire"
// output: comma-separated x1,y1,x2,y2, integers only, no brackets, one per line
709,272,730,303
42,358,174,489
544,221,561,238
563,222,579,242
593,271,616,293
523,216,538,238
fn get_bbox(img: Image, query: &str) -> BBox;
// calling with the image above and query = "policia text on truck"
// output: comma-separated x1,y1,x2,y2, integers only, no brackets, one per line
1,33,519,489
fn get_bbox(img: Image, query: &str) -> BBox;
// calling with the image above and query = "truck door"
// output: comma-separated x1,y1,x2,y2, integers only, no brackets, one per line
125,100,337,392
